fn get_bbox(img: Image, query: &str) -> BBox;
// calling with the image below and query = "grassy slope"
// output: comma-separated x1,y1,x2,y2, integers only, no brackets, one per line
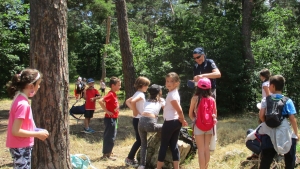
0,83,299,169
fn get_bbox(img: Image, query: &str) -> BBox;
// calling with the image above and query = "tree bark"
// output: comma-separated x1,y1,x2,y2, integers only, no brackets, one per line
30,0,70,168
115,0,135,104
242,0,255,66
101,17,111,81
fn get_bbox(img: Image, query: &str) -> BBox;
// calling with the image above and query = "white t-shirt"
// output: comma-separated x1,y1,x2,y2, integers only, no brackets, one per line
163,89,180,121
143,98,165,116
132,91,145,118
262,81,270,98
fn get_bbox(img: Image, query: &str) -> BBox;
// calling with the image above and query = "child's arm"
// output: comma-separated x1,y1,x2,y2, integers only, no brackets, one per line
188,96,197,122
289,114,299,140
125,97,133,109
259,107,266,122
263,86,270,96
171,100,188,126
12,119,49,141
130,97,143,117
98,98,114,116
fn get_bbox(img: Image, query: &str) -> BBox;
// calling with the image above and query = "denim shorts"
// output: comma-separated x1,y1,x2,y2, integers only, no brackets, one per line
194,125,213,135
9,146,33,169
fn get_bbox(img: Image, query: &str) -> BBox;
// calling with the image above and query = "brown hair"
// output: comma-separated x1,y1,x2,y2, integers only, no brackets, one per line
6,69,42,98
259,68,271,81
165,72,180,83
109,76,121,87
269,75,285,91
134,76,150,90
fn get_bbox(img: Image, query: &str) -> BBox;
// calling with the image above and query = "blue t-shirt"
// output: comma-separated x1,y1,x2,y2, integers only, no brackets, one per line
261,94,296,116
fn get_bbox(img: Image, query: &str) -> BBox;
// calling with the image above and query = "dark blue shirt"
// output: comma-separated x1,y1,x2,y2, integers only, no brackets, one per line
193,59,218,89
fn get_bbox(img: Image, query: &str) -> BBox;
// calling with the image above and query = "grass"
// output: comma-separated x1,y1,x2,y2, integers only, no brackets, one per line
0,87,299,169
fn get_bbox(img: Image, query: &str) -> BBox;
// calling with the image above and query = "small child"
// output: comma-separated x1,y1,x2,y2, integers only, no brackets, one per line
100,79,106,96
138,84,165,169
83,78,101,134
259,68,271,98
125,77,150,167
6,69,49,168
75,77,84,100
258,75,299,169
188,77,217,169
156,72,188,169
98,76,122,160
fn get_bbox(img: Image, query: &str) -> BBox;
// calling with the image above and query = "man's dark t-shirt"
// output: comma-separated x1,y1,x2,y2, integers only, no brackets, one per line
193,59,218,89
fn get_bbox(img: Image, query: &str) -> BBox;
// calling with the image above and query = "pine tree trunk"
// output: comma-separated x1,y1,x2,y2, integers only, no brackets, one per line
101,17,111,80
30,0,70,168
242,0,255,66
115,0,135,105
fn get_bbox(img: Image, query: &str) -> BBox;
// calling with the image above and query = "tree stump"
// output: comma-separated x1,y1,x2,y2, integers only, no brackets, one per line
137,131,195,169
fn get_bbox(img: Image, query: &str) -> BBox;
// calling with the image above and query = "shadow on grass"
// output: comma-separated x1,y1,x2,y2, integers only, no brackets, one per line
69,111,136,144
0,163,13,168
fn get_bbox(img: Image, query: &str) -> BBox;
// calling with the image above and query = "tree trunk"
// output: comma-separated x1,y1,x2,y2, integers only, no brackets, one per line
101,17,111,80
242,0,255,66
115,0,135,105
30,0,70,168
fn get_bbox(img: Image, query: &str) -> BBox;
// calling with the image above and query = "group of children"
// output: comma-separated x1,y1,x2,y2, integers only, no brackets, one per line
245,68,299,169
5,68,299,169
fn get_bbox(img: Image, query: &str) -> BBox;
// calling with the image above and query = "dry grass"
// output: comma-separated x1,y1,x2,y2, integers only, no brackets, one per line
0,85,299,169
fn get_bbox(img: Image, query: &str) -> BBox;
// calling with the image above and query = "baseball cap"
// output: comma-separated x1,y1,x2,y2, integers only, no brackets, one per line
87,78,95,84
193,47,205,55
78,77,82,81
197,77,211,89
148,84,163,95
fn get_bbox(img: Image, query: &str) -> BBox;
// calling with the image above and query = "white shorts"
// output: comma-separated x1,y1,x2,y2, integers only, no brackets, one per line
194,125,213,135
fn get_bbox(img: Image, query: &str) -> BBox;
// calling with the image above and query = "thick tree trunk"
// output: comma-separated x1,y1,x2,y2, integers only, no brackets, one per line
30,0,70,168
101,17,111,80
242,0,255,66
115,0,135,104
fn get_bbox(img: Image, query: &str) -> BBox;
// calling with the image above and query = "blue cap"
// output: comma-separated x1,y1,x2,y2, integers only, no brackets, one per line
193,47,205,55
87,78,95,84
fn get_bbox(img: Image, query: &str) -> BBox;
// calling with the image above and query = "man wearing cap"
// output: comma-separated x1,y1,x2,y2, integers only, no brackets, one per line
192,47,221,99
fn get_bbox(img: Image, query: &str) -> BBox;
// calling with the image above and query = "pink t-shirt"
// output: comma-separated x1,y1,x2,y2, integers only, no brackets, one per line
6,94,35,148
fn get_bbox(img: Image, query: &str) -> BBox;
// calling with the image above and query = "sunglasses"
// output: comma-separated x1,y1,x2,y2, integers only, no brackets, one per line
193,55,202,60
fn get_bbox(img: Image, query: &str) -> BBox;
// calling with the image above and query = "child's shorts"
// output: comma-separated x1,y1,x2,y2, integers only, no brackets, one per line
9,146,33,169
194,125,213,135
84,110,95,118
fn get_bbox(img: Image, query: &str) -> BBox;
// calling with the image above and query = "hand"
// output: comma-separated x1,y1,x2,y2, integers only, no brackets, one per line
90,97,95,102
193,75,203,82
106,111,114,117
36,130,49,141
179,118,188,126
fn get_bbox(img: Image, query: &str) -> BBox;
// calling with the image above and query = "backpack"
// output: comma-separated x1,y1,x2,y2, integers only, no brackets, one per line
195,96,215,131
70,154,96,169
265,96,289,128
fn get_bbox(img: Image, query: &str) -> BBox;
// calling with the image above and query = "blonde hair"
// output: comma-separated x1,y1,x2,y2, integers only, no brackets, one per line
165,72,180,83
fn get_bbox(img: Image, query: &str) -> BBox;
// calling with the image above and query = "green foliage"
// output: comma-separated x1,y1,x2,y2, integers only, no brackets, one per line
0,0,29,97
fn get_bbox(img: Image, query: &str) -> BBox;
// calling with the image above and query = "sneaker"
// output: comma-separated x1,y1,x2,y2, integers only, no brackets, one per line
138,165,145,169
100,154,116,161
246,153,259,160
83,128,95,134
125,157,139,167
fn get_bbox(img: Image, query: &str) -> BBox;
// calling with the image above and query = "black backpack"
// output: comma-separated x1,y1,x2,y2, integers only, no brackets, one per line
265,96,289,128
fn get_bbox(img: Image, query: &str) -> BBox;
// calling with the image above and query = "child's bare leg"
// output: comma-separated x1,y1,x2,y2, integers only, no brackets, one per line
173,161,179,169
204,134,212,169
196,134,205,169
156,161,164,169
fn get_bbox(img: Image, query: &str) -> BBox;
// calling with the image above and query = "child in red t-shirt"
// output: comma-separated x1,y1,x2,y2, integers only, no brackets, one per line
83,78,101,134
98,76,122,160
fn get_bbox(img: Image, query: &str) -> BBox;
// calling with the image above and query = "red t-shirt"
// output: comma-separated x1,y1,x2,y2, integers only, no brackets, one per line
103,91,119,118
85,88,100,110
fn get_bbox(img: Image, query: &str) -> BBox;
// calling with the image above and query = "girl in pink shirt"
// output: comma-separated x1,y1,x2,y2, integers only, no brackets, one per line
6,69,49,169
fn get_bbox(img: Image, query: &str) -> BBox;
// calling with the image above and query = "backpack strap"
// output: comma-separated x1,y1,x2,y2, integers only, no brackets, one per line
281,96,289,118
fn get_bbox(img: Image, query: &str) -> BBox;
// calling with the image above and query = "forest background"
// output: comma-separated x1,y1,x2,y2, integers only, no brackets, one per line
1,0,300,114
